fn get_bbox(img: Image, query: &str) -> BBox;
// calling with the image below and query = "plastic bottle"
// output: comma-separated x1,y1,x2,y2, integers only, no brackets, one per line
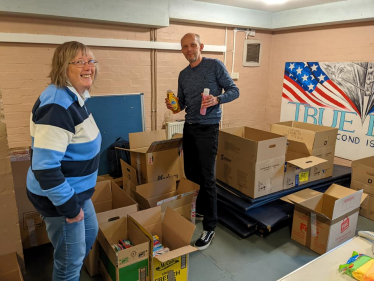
200,88,210,116
167,90,180,114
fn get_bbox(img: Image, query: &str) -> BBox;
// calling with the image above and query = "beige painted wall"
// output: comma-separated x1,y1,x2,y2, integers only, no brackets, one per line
0,16,272,148
4,15,374,150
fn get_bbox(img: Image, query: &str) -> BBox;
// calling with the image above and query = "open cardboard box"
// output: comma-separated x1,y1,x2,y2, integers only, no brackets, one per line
351,156,374,220
283,184,366,254
129,206,197,281
84,180,138,277
283,140,327,189
116,130,184,184
121,159,199,222
271,121,338,178
0,252,24,281
98,217,150,281
216,126,287,198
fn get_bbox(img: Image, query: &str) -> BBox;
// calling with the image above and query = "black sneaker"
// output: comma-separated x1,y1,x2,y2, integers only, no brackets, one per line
194,230,215,250
195,213,204,221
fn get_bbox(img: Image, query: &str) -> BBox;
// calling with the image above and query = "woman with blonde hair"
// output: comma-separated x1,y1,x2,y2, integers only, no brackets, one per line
27,41,101,281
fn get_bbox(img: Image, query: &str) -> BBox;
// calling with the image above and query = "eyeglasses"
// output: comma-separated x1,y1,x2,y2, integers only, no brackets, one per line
69,60,99,68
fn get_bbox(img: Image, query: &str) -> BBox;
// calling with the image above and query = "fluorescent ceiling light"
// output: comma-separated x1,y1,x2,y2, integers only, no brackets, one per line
263,0,288,4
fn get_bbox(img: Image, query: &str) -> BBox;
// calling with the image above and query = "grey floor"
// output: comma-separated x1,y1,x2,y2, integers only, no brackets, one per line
23,216,374,281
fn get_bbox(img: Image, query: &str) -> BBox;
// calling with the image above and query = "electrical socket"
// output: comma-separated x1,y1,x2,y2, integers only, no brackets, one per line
230,72,239,80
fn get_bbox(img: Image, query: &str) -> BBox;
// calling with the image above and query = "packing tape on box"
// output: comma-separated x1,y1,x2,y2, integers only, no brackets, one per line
311,212,317,237
136,154,142,184
147,153,153,165
27,219,38,247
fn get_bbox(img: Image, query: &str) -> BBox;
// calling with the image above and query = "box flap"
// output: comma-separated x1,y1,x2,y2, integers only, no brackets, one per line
117,147,148,154
146,138,182,153
154,245,197,263
0,252,19,275
162,207,196,251
220,126,244,137
177,178,200,194
111,180,137,208
129,130,166,149
135,178,176,198
287,140,311,156
287,156,327,169
129,206,162,227
283,188,322,204
92,180,112,203
271,122,316,151
361,193,368,204
120,159,138,185
352,156,374,170
325,184,363,219
96,205,138,224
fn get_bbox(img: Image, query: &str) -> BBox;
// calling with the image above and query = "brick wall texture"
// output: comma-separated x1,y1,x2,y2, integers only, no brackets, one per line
1,15,374,148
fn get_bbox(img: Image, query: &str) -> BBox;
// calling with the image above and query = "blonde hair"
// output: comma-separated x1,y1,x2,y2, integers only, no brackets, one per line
49,41,97,88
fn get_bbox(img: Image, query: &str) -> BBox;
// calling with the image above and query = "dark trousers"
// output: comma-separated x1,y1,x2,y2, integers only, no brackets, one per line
183,122,219,231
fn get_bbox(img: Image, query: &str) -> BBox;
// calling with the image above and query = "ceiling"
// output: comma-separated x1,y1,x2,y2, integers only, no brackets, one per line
193,0,348,12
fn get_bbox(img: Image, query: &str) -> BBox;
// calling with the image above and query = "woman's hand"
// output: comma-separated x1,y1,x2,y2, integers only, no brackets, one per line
66,208,84,223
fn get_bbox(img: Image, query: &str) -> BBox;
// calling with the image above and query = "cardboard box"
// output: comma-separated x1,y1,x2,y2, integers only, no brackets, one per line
216,126,287,198
0,252,24,281
98,217,150,281
117,130,184,185
283,140,327,189
271,121,338,178
121,159,199,223
84,180,138,277
129,207,197,281
351,156,374,220
97,174,123,187
285,184,365,255
0,122,23,258
10,159,49,250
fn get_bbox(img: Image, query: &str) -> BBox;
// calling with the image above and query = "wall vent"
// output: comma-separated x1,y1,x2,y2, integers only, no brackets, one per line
243,39,262,67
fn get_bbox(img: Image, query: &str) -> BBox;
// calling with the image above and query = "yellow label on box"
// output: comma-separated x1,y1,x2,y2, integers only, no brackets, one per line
299,171,309,182
153,255,188,281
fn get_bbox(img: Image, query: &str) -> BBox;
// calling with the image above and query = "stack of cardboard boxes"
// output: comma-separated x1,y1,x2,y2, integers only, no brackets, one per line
271,121,337,179
216,126,287,198
96,130,199,281
84,180,138,277
351,156,374,221
121,159,199,223
216,122,338,199
0,122,23,265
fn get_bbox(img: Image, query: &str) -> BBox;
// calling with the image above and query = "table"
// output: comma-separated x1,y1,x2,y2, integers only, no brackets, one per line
278,237,374,281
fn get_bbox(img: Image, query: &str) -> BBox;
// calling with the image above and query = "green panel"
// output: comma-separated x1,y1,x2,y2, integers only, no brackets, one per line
99,243,117,281
119,259,149,281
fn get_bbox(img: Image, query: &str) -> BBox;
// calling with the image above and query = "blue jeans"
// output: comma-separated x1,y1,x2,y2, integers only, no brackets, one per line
44,199,98,281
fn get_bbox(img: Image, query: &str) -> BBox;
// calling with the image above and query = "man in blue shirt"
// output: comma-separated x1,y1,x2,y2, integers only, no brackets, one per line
166,33,239,250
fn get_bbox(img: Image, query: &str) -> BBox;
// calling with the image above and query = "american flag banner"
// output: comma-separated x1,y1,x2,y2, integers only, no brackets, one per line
281,62,374,160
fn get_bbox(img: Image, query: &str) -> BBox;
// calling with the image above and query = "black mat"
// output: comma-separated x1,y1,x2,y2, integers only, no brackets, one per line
216,165,352,238
217,201,257,238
